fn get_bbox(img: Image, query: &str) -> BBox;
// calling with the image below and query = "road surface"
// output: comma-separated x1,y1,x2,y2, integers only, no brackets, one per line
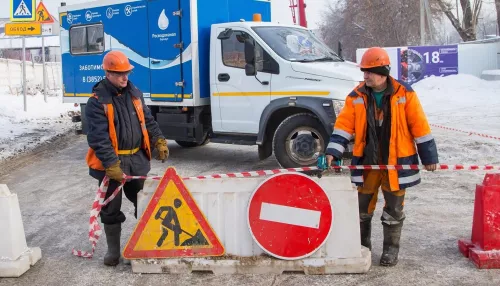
1,131,500,286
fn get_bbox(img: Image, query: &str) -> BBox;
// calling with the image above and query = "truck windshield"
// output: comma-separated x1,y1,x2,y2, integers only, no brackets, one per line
252,26,343,63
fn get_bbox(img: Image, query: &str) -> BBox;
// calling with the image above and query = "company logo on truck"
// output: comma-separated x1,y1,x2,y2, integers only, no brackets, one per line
85,10,102,21
124,4,145,17
158,9,169,30
152,9,176,41
106,7,119,19
67,13,81,24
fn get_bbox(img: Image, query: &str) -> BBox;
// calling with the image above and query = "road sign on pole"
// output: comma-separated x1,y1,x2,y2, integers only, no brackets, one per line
123,167,225,259
10,0,36,22
247,172,334,260
5,22,41,36
35,1,54,23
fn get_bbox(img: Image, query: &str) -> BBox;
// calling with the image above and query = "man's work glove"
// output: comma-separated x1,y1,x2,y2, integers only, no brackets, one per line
105,160,124,181
155,138,169,163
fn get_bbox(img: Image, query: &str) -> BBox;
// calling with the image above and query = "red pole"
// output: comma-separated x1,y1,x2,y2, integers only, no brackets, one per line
298,0,307,28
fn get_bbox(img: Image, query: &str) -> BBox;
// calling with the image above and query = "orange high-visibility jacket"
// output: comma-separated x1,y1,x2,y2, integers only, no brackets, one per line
326,77,438,191
85,94,152,171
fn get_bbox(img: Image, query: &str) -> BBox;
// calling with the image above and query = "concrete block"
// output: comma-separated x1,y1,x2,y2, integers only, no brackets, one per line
130,174,369,274
0,184,42,278
0,254,30,278
130,247,371,275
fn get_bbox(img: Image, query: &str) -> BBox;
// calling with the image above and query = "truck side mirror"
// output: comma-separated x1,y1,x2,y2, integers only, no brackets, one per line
244,39,255,65
244,39,256,76
217,28,233,40
245,64,256,76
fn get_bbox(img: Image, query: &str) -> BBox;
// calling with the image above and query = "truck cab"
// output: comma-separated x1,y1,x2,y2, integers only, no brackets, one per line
59,0,362,168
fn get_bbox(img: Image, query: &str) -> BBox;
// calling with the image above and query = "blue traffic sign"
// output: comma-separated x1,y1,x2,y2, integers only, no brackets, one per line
10,0,36,22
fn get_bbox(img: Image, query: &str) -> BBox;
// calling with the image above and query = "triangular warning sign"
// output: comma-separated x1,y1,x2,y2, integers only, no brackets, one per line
123,167,225,259
35,2,54,23
14,0,31,16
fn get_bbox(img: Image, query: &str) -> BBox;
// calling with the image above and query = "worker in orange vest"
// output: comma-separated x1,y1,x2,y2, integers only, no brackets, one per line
85,50,169,266
326,47,438,266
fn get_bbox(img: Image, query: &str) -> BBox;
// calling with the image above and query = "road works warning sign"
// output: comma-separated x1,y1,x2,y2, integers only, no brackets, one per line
123,167,225,259
35,1,54,23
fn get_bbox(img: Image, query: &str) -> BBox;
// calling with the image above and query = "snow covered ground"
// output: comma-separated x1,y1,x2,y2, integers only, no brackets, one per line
414,74,500,168
0,91,78,161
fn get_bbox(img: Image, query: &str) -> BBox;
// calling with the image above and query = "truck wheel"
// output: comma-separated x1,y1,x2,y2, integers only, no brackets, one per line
175,134,210,148
273,113,328,168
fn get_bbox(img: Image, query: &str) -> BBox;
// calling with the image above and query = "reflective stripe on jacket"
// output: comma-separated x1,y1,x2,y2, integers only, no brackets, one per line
326,77,439,191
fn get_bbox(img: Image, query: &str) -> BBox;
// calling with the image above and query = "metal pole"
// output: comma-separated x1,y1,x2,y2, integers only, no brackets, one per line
420,0,425,45
42,35,47,102
22,37,27,112
41,0,47,102
424,0,435,44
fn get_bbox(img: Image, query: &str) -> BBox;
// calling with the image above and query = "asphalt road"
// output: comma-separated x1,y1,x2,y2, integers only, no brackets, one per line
1,132,500,286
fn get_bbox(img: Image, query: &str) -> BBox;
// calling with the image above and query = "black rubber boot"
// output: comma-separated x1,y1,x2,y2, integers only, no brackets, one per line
103,223,121,266
380,222,403,267
359,214,373,251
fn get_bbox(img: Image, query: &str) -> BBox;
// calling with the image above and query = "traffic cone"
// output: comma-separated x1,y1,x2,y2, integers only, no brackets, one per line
458,173,500,269
0,184,42,277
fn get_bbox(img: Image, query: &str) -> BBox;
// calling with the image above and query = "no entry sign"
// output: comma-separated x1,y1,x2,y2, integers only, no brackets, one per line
247,172,333,260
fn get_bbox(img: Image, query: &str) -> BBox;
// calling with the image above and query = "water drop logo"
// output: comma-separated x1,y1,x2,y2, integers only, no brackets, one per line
158,9,169,30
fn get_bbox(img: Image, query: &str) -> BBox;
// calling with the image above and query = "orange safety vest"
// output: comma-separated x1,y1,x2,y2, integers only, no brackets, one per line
86,94,152,171
329,77,437,191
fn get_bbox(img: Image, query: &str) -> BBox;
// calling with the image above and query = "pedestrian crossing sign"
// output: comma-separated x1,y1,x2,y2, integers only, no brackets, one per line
10,0,36,22
123,167,225,259
35,2,54,23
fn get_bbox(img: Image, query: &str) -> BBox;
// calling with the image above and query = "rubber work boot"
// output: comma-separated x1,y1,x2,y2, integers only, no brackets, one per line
359,213,373,250
380,222,403,267
103,223,121,266
360,219,372,250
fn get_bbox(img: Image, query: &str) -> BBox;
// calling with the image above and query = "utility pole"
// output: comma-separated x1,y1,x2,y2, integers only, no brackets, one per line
42,0,47,102
22,36,27,112
420,0,425,45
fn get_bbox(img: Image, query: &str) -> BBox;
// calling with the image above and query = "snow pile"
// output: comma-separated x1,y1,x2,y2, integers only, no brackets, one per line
0,91,79,161
413,74,500,167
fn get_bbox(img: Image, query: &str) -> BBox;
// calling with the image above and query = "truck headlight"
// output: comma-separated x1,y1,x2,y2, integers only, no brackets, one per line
332,100,345,116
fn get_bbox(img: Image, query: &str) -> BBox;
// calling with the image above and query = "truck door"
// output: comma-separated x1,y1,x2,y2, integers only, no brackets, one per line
214,28,272,134
148,0,183,102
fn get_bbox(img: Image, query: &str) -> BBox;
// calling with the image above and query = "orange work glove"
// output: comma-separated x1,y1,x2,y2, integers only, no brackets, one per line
105,160,124,181
155,138,169,163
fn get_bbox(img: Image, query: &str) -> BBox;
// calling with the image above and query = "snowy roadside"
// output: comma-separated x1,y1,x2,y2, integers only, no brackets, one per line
0,91,79,162
414,74,500,168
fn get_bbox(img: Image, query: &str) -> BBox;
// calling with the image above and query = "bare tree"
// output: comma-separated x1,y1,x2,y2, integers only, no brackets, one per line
436,0,483,41
496,0,500,35
318,0,442,61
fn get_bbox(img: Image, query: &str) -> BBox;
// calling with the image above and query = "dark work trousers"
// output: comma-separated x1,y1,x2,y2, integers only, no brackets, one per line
94,150,151,225
357,170,406,226
98,177,145,225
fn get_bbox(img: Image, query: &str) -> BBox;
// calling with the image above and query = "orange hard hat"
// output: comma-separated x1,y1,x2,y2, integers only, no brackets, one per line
359,47,390,69
102,50,134,72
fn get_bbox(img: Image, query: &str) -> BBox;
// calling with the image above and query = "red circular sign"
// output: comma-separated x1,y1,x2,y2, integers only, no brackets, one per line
247,172,333,260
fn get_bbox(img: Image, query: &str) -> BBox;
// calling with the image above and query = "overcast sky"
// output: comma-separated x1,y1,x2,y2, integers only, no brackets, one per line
0,0,331,29
2,0,496,36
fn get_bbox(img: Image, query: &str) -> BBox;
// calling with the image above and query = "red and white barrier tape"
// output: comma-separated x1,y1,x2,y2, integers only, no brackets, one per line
72,163,500,258
430,124,500,141
72,177,125,258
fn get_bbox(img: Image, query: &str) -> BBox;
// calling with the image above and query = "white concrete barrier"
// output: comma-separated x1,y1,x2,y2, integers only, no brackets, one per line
131,173,370,274
0,184,42,278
